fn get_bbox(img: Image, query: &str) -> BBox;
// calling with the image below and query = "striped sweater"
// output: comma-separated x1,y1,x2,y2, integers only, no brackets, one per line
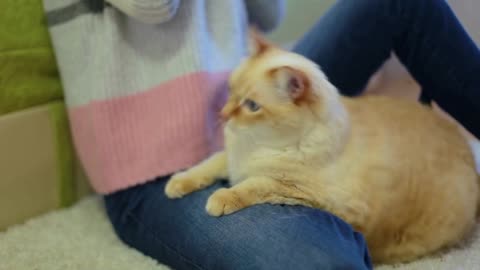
43,0,285,194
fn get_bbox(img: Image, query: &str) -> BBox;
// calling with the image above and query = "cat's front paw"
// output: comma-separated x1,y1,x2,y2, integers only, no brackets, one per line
206,188,245,216
165,172,206,199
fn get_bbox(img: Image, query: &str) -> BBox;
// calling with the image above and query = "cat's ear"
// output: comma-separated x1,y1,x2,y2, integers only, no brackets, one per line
248,27,272,56
270,66,311,102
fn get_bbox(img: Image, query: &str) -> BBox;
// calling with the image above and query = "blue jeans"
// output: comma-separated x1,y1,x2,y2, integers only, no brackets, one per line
294,0,480,138
105,0,480,269
106,178,371,270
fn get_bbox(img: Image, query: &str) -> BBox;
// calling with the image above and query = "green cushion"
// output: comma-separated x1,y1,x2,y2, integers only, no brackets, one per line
0,0,63,115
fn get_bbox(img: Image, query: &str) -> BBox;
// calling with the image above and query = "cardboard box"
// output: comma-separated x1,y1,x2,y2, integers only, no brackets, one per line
0,102,90,230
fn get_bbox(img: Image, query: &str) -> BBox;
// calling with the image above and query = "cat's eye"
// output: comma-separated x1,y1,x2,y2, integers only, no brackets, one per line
243,99,261,112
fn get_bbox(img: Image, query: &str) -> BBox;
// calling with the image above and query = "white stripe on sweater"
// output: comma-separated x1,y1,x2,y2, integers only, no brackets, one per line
48,0,249,107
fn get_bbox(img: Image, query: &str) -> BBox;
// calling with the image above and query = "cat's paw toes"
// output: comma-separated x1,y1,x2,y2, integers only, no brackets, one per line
206,188,244,216
164,180,187,199
165,173,202,199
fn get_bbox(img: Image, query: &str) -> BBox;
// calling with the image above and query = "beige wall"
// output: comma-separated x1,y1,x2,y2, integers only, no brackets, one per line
448,0,480,44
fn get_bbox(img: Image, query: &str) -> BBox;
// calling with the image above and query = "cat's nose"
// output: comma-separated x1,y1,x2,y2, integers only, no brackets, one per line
220,107,231,121
220,102,236,121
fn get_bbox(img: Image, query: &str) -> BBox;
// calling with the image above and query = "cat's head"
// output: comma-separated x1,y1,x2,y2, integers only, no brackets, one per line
222,29,344,138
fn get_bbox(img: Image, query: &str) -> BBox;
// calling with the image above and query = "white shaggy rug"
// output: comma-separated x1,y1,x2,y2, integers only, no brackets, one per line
0,197,169,270
1,196,479,270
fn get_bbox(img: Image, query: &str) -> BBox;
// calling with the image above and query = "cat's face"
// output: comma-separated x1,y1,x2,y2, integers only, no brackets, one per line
222,30,339,137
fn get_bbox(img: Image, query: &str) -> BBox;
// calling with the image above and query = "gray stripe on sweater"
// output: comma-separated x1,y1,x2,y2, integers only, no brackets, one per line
46,0,105,26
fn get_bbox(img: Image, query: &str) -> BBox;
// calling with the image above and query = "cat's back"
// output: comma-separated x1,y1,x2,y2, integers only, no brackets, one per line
339,94,477,217
340,95,476,191
340,95,478,263
341,95,471,156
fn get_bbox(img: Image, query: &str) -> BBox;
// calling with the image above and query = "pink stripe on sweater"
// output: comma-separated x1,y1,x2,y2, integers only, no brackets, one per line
69,71,229,194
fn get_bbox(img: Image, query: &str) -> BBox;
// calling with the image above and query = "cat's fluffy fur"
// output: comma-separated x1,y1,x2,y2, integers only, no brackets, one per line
165,31,479,264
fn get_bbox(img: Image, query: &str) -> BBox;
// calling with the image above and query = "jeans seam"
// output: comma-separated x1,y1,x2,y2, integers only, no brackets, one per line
125,211,207,270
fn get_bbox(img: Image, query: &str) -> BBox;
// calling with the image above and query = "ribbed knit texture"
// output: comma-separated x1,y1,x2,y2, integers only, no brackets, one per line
43,0,284,194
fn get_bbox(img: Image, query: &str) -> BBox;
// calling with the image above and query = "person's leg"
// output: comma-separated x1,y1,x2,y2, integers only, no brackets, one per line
294,0,392,96
105,177,372,270
294,0,480,138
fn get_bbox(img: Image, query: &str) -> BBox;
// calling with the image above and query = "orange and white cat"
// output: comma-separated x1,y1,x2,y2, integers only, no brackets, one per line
165,31,479,264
